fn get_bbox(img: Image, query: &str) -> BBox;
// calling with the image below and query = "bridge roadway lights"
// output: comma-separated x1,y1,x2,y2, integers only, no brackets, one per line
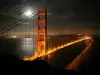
24,37,89,61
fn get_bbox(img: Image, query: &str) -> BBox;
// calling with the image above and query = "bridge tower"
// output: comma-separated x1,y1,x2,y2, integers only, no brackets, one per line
85,32,90,46
37,9,47,56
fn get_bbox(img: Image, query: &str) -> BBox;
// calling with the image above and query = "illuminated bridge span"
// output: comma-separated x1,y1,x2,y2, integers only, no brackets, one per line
24,37,91,61
0,9,91,61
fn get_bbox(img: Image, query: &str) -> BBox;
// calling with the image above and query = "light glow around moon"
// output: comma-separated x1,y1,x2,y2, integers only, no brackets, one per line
24,9,32,16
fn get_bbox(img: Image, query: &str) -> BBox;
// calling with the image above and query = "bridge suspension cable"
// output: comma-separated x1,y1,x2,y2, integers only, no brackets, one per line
0,12,37,36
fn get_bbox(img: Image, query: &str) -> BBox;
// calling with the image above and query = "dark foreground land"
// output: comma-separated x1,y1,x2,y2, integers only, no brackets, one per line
0,55,80,75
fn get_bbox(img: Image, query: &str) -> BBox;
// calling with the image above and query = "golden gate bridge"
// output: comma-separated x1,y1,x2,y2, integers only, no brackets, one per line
0,9,91,61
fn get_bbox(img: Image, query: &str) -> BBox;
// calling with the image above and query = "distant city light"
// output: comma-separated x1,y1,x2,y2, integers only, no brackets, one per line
11,36,17,38
85,36,91,39
77,34,82,36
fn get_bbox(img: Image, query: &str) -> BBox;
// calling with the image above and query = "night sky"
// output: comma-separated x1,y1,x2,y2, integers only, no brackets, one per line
0,0,100,34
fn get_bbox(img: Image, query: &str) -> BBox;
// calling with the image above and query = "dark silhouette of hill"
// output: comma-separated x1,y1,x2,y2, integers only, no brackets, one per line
0,55,80,75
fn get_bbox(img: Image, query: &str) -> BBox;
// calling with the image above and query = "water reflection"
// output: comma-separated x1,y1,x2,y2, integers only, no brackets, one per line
19,38,36,58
